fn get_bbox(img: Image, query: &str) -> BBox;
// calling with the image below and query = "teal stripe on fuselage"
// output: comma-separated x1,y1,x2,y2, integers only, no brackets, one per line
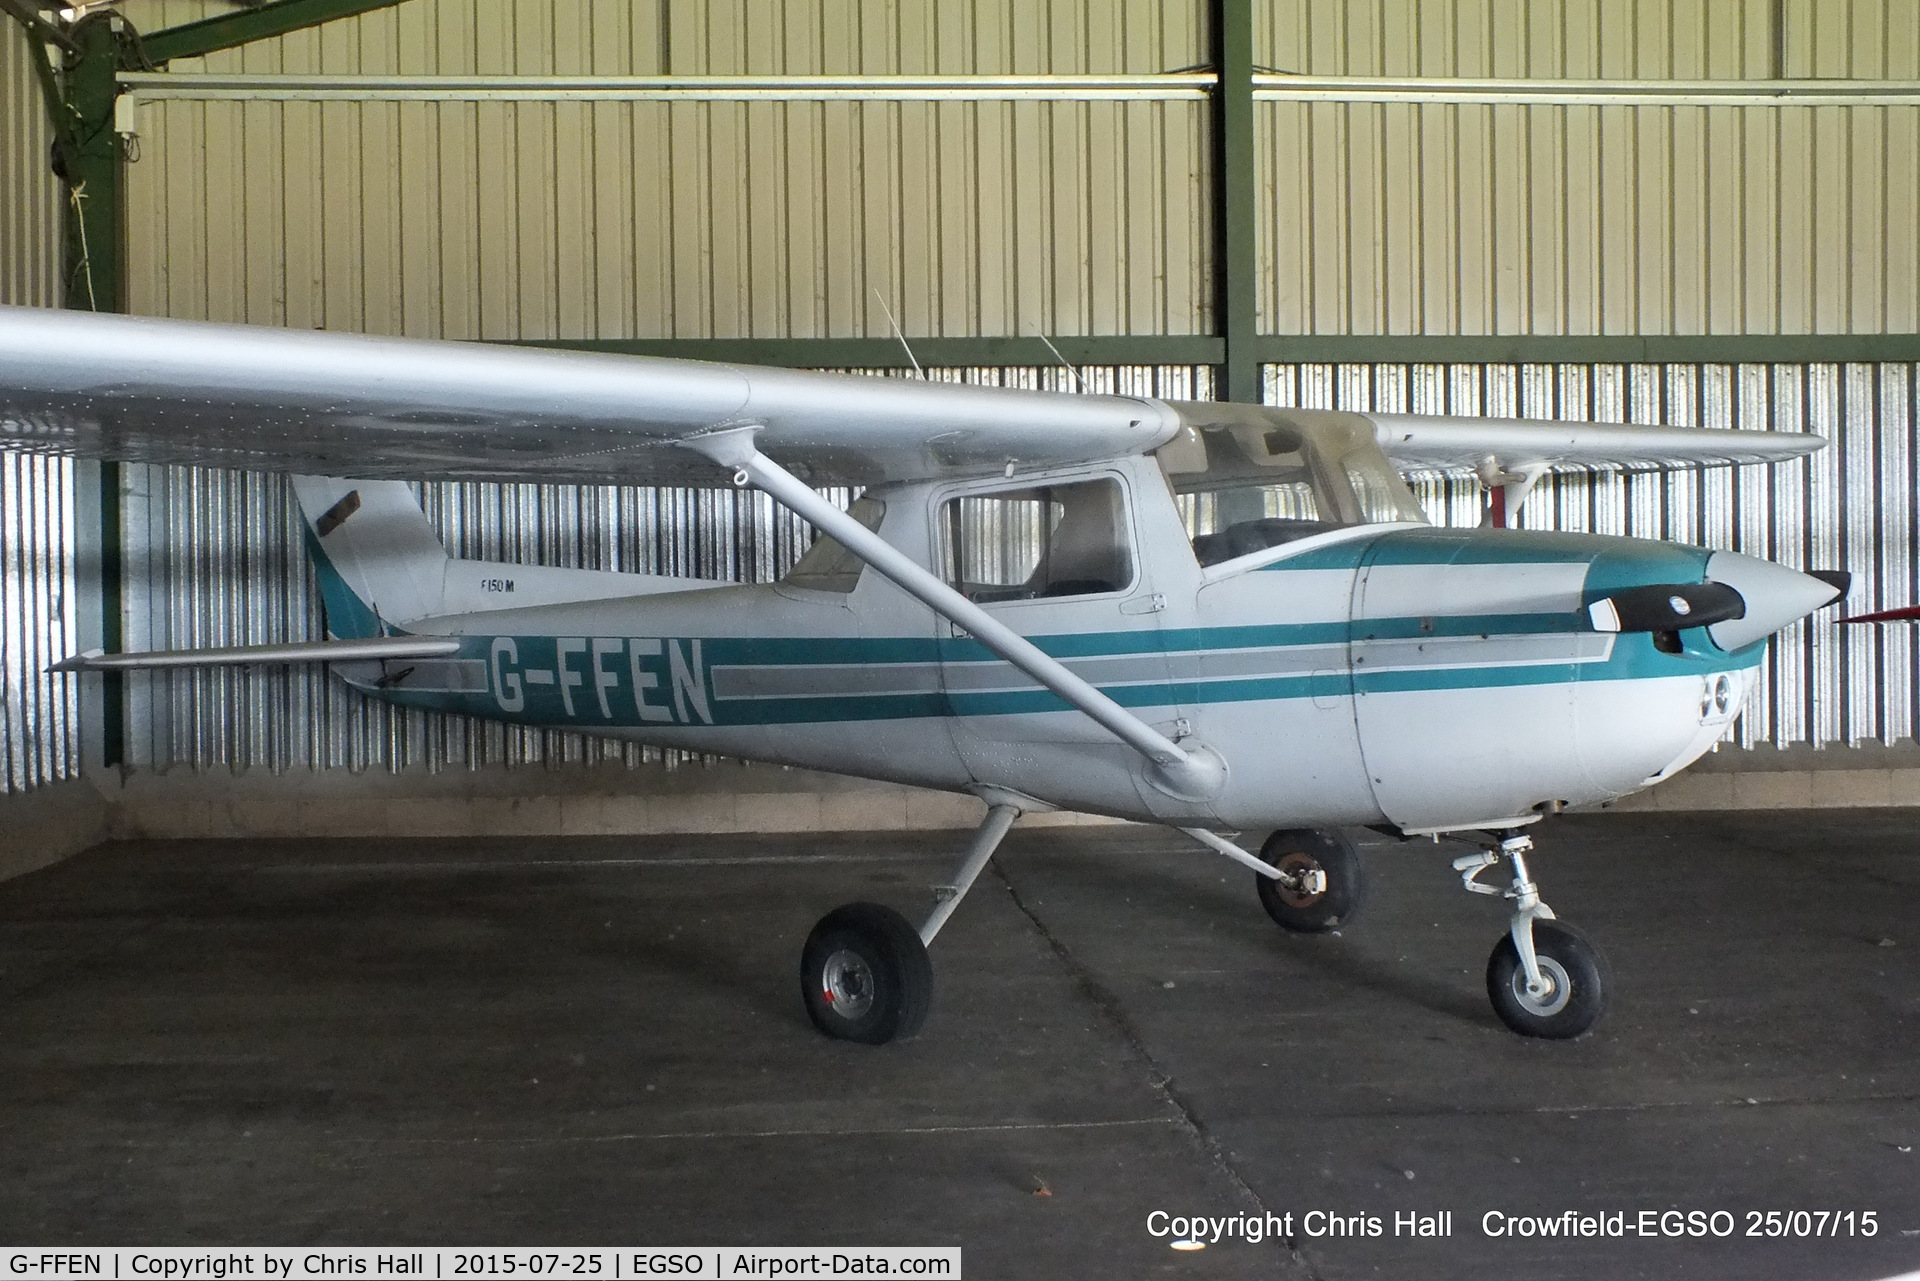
368,620,1753,730
359,525,1752,728
1362,528,1614,565
1260,526,1716,591
1260,527,1599,573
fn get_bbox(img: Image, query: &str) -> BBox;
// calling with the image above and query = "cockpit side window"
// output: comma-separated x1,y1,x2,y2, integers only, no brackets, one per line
940,478,1134,603
1156,416,1426,567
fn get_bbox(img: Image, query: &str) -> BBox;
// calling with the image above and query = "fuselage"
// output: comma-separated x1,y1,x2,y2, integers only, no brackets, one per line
332,454,1775,836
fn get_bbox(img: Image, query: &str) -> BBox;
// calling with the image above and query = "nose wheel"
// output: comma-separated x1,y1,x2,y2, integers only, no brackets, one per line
1486,918,1609,1038
1456,831,1610,1039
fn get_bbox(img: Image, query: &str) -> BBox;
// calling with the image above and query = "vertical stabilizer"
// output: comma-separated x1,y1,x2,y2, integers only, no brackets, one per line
291,476,449,638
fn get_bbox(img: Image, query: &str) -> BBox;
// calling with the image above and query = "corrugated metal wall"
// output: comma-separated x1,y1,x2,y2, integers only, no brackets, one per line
0,452,78,793
122,0,1212,339
1257,96,1920,337
1253,0,1920,336
87,0,1920,774
1,17,80,794
132,1,1205,76
120,364,1213,773
2,19,60,307
1268,360,1919,748
1258,0,1919,80
126,94,1211,340
117,0,1920,341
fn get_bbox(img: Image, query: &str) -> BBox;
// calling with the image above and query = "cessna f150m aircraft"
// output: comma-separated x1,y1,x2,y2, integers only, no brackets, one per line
0,305,1843,1043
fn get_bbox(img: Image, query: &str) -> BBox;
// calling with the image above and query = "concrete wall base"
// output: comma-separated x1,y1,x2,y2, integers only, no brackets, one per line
91,762,1128,843
11,741,1920,886
1603,767,1920,812
0,779,112,881
1591,741,1920,813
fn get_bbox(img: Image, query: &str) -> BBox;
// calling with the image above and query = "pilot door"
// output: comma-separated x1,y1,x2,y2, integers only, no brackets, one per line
933,471,1174,766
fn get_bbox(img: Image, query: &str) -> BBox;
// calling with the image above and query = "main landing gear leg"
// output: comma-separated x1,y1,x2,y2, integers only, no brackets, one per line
799,803,1020,1045
1455,830,1610,1039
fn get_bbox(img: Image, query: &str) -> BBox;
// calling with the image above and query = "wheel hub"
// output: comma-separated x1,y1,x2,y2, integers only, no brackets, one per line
820,948,875,1019
1274,852,1328,907
1509,955,1572,1016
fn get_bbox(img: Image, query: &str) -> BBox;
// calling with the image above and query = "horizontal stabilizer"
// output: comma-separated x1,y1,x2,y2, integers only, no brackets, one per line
52,635,460,672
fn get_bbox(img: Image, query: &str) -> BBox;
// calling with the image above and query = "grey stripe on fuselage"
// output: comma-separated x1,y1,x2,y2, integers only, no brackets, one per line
1352,633,1615,673
708,632,1611,702
711,663,944,700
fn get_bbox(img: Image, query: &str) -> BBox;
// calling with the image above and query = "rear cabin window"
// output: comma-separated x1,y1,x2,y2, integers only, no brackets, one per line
782,496,886,593
941,478,1134,602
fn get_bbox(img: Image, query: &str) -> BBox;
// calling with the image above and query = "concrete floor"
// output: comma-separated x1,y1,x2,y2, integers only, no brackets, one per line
1,812,1917,1280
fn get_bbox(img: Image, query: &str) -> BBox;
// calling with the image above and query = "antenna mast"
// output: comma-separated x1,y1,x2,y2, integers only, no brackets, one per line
872,290,924,380
1040,335,1086,393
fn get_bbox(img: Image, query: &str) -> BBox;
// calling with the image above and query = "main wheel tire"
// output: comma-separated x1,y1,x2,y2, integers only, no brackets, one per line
1255,828,1364,933
1486,919,1610,1039
800,902,933,1045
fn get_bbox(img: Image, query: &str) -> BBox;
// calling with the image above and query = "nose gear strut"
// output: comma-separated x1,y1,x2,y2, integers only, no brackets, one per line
1453,829,1556,998
1454,828,1609,1038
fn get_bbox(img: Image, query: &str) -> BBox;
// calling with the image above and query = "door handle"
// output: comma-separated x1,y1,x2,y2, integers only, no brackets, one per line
1121,593,1166,615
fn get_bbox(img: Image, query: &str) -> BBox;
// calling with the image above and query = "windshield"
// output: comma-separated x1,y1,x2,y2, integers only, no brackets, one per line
1154,409,1426,567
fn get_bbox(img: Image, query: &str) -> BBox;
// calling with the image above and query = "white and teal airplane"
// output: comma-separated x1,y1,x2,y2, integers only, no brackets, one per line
0,305,1843,1043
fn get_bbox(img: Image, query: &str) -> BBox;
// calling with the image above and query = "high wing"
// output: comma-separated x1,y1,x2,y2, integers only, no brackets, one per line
0,306,1181,487
1366,412,1821,474
0,306,1822,487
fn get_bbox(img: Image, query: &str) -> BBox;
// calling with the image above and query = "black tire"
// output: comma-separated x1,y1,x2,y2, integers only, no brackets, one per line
1255,827,1364,932
1486,919,1610,1039
800,902,933,1044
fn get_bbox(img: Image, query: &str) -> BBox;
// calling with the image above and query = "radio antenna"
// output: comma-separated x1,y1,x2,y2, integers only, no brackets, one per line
1040,334,1085,393
872,289,924,380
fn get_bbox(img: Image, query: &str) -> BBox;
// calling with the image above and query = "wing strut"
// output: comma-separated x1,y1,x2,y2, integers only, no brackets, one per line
682,427,1225,800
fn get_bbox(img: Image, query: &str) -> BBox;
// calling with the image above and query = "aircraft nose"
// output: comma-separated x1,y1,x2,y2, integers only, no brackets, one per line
1702,551,1846,651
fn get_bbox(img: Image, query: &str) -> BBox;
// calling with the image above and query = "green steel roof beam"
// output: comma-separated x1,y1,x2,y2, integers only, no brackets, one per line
1250,335,1920,364
0,0,76,52
497,334,1920,368
508,335,1227,370
0,1,75,154
53,13,128,766
1210,0,1258,404
138,0,414,66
